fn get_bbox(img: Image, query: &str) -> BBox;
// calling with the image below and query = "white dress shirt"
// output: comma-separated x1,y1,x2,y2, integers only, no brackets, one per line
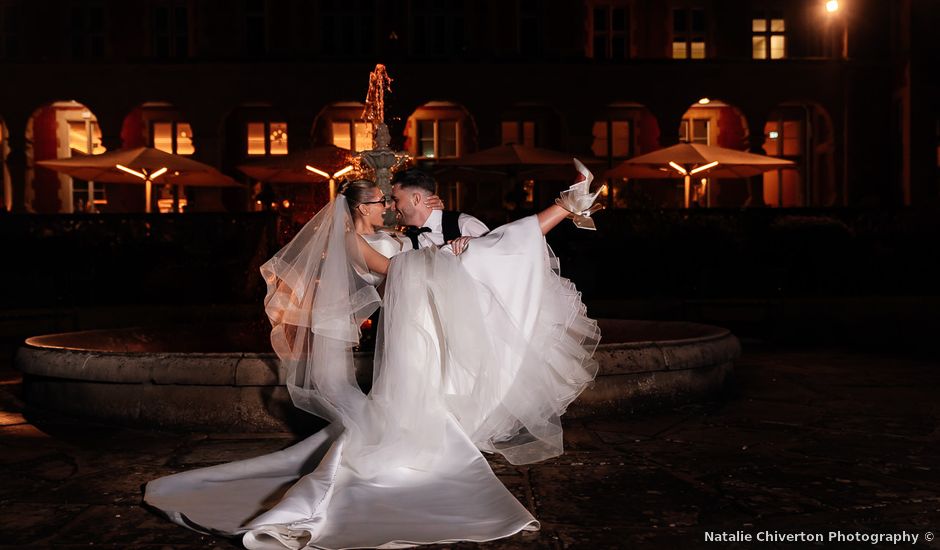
414,210,489,249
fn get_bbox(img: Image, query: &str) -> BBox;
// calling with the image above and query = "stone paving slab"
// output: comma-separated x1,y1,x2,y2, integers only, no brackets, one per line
1,345,939,549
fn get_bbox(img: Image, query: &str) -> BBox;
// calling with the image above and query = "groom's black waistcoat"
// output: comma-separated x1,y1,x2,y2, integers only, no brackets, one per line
441,210,462,243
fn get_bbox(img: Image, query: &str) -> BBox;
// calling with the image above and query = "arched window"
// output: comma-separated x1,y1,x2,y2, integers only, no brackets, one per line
403,101,476,160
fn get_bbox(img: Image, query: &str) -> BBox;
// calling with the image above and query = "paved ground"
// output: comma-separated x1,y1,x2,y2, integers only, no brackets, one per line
1,343,938,549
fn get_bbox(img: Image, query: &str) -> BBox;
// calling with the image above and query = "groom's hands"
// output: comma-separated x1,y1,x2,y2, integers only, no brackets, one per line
448,236,474,256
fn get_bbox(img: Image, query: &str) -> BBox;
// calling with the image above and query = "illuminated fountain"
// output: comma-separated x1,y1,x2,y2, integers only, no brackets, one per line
353,64,410,198
13,64,740,431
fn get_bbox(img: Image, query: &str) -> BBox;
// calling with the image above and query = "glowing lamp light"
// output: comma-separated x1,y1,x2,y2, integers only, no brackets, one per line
690,161,719,175
306,164,355,200
669,161,688,175
305,165,330,178
115,164,168,214
697,98,711,105
769,131,779,139
826,0,839,13
116,164,146,179
282,200,291,209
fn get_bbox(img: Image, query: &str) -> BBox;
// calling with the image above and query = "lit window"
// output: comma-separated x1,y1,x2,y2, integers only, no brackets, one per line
67,120,105,155
417,119,459,159
152,121,195,155
247,121,288,156
752,12,786,59
501,121,536,147
591,4,629,60
672,7,706,59
247,122,266,155
591,120,631,159
679,118,709,145
331,121,373,152
418,120,435,157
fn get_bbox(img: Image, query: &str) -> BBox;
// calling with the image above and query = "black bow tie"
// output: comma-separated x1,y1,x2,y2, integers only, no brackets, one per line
403,226,432,249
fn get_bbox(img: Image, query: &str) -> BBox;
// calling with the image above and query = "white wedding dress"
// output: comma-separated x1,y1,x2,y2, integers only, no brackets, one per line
145,198,600,549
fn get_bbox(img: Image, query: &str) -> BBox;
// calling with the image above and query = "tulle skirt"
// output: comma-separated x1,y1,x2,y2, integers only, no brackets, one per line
145,214,599,549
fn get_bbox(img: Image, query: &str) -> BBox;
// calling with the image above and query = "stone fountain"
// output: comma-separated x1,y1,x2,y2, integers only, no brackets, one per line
355,64,410,200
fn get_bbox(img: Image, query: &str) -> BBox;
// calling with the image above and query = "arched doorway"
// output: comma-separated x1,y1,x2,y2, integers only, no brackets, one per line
593,102,661,208
118,102,199,212
222,102,294,215
26,101,106,213
677,99,749,207
762,102,835,207
403,101,477,161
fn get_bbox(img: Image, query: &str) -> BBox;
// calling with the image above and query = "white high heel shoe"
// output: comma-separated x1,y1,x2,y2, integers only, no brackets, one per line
555,158,606,230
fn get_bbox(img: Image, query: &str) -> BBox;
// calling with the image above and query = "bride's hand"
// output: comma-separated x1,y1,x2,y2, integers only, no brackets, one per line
448,236,474,255
425,194,445,210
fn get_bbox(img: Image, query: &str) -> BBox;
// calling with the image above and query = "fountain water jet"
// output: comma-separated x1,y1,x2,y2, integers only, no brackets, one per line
354,64,410,201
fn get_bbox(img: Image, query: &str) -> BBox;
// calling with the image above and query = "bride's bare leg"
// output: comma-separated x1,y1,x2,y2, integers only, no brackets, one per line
537,204,571,235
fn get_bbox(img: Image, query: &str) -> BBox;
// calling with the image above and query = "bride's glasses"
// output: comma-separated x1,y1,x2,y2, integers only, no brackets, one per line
362,197,392,206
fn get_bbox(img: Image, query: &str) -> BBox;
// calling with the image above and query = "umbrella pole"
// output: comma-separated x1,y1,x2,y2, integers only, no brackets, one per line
174,184,181,213
684,174,691,208
145,178,152,213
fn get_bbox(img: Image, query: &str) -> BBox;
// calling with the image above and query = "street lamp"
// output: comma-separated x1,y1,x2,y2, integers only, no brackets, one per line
824,0,847,58
305,164,354,200
116,164,168,213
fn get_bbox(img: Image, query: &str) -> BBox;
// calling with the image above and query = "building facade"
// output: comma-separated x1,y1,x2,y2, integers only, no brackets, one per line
0,0,936,213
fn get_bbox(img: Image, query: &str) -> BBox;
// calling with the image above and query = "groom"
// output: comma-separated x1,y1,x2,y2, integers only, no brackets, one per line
390,168,489,249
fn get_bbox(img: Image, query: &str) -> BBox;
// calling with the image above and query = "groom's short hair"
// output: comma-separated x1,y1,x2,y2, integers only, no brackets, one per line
392,169,436,196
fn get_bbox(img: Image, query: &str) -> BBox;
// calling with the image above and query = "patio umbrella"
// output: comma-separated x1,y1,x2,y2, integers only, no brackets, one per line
237,145,355,201
435,144,605,210
236,145,353,184
436,143,604,177
604,142,795,207
38,147,240,213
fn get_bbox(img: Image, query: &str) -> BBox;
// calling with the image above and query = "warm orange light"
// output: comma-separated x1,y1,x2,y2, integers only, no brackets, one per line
150,167,168,179
333,165,354,178
697,98,711,105
306,165,330,178
690,161,719,175
825,0,839,13
282,200,291,209
116,164,146,179
361,318,373,330
668,161,687,175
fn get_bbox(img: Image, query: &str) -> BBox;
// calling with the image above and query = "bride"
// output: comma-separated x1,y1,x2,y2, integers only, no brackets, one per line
145,161,603,549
